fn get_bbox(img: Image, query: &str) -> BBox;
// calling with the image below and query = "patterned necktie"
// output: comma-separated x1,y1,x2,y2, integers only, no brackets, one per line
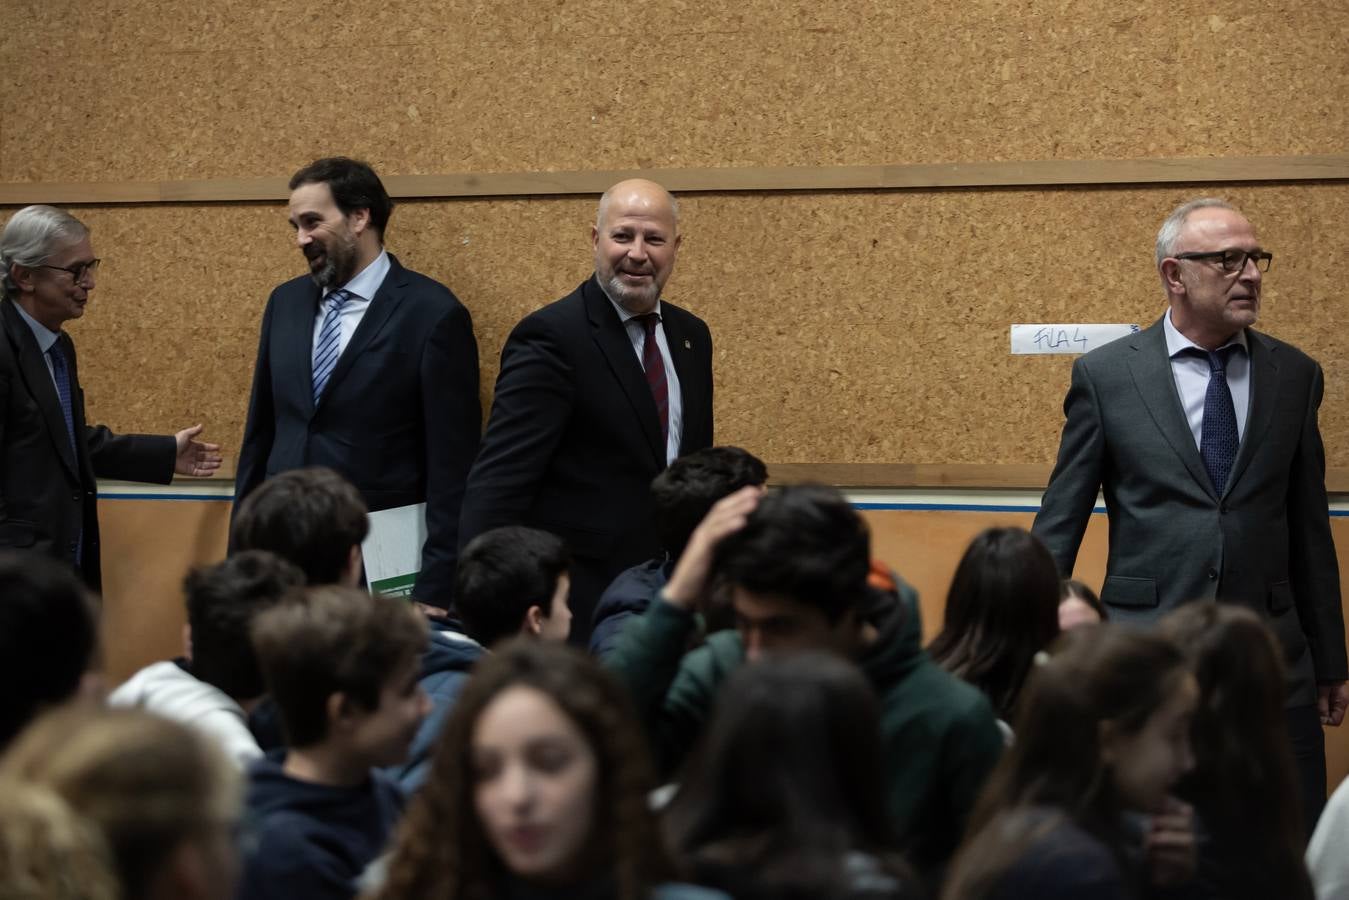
1196,345,1240,495
635,313,669,447
47,341,83,563
47,342,77,454
312,289,351,403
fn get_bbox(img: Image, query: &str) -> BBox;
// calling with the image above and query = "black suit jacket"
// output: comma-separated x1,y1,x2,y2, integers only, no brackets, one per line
459,276,714,622
234,254,481,606
1033,317,1346,704
0,299,175,592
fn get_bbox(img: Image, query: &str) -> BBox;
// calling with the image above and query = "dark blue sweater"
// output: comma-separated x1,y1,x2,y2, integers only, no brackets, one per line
588,557,671,659
237,754,404,900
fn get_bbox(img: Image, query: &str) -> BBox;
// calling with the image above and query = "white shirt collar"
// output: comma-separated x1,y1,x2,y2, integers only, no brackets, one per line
1163,307,1248,358
325,248,390,303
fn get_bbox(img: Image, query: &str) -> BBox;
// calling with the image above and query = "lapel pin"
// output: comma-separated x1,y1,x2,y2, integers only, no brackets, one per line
684,339,691,349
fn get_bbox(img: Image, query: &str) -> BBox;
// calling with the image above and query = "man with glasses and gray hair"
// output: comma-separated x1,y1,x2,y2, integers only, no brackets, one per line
0,204,221,592
1033,198,1345,838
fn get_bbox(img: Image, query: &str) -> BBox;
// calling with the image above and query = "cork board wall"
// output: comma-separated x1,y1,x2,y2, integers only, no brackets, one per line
1,1,1346,471
43,183,1349,469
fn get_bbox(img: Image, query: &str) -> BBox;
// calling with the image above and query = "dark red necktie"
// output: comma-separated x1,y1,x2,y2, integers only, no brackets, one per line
636,313,669,448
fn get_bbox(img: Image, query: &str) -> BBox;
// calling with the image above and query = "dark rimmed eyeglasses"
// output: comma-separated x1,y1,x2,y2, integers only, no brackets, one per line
35,259,101,282
1173,249,1272,274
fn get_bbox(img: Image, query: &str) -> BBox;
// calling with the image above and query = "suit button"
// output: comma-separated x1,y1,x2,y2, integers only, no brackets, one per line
68,542,78,553
1207,567,1218,580
1219,504,1228,514
72,492,81,502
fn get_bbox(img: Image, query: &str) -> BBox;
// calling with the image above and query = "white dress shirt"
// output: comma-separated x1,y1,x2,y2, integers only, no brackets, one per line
310,249,391,359
604,295,684,465
1163,307,1251,449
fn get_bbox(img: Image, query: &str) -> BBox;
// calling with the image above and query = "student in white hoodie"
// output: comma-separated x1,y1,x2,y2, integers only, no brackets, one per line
109,550,304,767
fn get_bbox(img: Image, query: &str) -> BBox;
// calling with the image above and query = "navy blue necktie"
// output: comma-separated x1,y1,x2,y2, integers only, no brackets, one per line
47,342,77,454
1196,346,1240,495
47,341,83,563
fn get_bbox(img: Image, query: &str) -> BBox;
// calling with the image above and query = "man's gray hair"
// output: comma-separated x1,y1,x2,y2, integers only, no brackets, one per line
0,205,90,301
1154,198,1239,270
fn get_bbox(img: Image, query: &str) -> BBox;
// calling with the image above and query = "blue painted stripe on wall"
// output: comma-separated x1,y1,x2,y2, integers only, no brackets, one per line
101,493,233,502
98,493,1349,517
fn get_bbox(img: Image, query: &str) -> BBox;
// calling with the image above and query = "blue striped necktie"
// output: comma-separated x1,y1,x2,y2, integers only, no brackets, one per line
312,289,351,403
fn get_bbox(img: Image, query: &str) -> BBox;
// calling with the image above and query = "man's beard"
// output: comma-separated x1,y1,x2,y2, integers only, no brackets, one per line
307,233,358,290
601,272,660,313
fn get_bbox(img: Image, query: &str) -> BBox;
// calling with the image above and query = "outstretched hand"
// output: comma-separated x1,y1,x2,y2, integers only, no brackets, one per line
661,486,761,611
173,424,223,477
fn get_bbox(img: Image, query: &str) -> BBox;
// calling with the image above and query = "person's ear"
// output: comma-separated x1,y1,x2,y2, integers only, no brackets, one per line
342,545,363,587
523,605,545,637
328,692,355,733
348,206,372,238
1160,259,1186,296
182,624,194,661
8,263,35,294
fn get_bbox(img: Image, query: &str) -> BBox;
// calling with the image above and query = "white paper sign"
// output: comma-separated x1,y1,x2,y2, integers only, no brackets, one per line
362,503,427,598
1010,324,1140,355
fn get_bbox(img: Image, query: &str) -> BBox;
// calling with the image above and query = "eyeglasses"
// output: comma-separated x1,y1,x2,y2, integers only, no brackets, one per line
1173,249,1272,274
35,259,101,282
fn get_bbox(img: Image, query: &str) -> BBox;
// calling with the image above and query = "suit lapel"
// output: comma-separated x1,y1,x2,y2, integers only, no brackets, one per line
1224,329,1277,497
1,301,79,478
583,278,665,466
314,255,406,411
1126,318,1216,498
274,279,323,417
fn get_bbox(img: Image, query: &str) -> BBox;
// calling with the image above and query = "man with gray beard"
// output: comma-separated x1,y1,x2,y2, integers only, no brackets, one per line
235,157,480,612
459,179,714,643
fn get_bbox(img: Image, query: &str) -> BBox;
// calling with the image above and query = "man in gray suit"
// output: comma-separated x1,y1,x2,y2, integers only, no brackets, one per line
1033,198,1347,833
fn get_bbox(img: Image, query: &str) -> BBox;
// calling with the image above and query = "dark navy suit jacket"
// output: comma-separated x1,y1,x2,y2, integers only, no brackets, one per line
235,254,480,607
0,298,174,591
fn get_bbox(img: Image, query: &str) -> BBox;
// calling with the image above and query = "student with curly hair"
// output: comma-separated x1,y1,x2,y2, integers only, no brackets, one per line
366,640,725,900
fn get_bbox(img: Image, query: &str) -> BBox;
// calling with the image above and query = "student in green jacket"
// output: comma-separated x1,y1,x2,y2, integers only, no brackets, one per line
607,484,1005,878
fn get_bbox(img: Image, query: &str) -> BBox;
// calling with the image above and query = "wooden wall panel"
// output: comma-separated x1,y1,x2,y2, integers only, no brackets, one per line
95,499,1349,790
97,498,232,686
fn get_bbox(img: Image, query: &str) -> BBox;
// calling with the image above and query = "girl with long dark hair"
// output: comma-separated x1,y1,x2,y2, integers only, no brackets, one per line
664,653,913,899
928,527,1061,723
1160,603,1314,900
943,625,1199,899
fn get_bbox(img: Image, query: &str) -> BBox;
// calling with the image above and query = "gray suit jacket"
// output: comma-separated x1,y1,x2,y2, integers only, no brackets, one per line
1032,316,1346,705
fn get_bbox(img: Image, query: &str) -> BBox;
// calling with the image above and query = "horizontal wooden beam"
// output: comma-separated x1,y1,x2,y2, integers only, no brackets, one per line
2,155,1346,206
